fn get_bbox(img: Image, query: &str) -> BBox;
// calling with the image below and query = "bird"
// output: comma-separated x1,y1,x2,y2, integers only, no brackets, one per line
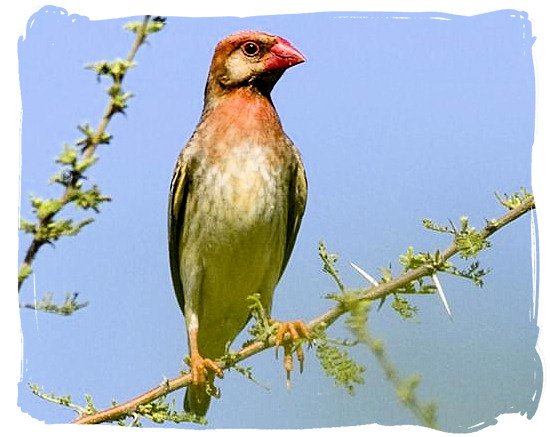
168,30,308,417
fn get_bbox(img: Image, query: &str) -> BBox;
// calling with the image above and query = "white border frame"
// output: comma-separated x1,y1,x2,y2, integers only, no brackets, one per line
3,2,547,436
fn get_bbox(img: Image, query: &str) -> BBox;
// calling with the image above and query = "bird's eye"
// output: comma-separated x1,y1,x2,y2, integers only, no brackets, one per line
242,41,260,57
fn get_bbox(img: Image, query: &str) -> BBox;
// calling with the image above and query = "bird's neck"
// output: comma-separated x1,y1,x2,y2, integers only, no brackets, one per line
198,87,284,145
204,80,274,109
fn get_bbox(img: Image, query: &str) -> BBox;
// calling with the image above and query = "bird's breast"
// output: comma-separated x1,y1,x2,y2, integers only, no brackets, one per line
200,142,286,230
181,141,289,356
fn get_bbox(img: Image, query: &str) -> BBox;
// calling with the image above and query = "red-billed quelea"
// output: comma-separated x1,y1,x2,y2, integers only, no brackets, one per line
168,31,308,417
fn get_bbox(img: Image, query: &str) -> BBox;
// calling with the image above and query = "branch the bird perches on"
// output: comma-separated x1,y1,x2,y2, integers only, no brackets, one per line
72,195,535,425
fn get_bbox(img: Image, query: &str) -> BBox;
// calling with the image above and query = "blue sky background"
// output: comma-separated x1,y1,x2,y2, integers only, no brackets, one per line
17,7,539,431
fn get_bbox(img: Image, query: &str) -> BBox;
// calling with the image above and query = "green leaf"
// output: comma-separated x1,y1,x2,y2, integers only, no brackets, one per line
345,299,372,343
422,218,453,234
391,295,418,319
36,199,64,220
22,292,88,316
34,218,94,242
87,59,135,82
30,196,43,210
318,241,345,291
397,374,422,404
146,17,167,34
495,187,533,210
28,384,86,414
444,261,491,287
455,231,491,259
246,293,275,342
18,263,33,284
73,185,110,211
134,396,207,424
76,123,96,148
399,246,433,271
84,394,98,415
49,171,72,186
316,342,365,395
123,21,143,33
19,218,36,234
55,144,78,166
111,91,133,114
126,17,167,35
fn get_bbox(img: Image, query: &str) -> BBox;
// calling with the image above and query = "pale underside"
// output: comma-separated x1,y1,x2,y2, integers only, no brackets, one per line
179,142,288,358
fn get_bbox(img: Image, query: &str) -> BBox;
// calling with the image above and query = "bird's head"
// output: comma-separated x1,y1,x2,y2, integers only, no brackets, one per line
205,30,305,100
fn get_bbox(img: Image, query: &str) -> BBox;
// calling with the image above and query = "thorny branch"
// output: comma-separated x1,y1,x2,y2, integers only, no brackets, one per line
70,195,535,425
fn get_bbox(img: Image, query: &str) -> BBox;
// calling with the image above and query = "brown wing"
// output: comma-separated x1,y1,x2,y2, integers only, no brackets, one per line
279,149,308,279
168,151,191,314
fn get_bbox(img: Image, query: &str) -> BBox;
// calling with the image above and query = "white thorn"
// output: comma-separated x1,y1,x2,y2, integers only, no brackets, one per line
432,273,452,319
350,262,379,286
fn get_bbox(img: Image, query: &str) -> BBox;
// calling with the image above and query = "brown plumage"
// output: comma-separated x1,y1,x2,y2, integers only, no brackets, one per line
168,30,307,417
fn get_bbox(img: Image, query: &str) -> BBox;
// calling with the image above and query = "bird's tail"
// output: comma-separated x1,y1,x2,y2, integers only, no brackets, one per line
184,383,212,418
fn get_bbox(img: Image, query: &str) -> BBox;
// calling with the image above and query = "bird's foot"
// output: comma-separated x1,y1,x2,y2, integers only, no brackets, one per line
188,353,224,386
270,319,311,388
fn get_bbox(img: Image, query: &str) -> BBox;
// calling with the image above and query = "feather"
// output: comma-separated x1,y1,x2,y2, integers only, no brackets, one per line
167,31,306,417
